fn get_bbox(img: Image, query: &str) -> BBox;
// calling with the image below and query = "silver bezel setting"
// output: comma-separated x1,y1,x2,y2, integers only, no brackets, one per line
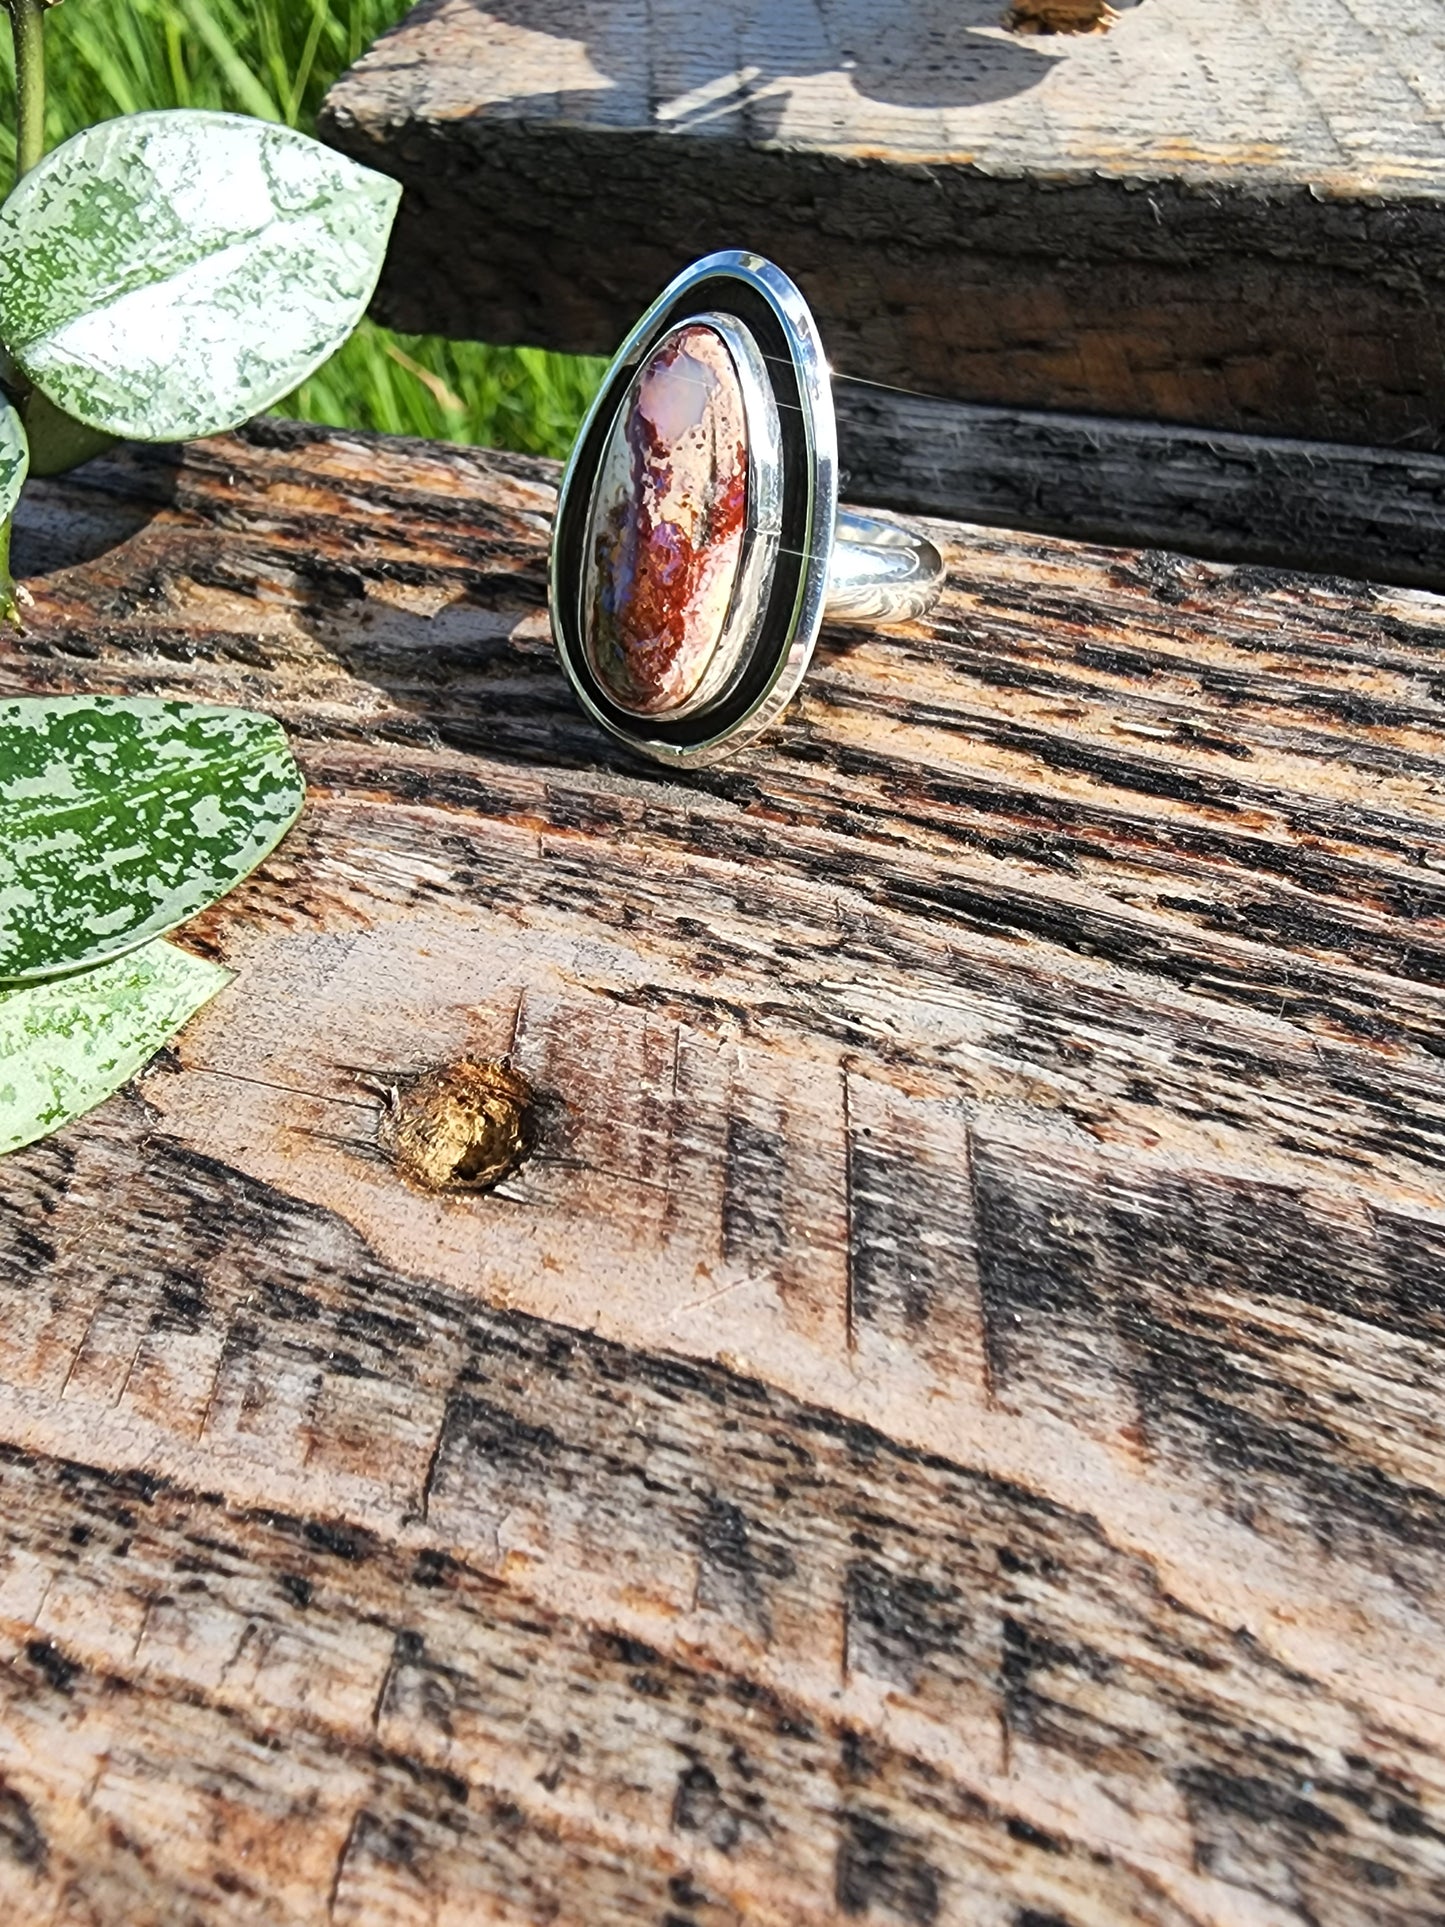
550,250,839,768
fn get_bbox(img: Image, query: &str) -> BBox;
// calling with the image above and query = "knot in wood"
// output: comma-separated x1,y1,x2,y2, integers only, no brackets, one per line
1006,0,1117,30
377,1059,535,1194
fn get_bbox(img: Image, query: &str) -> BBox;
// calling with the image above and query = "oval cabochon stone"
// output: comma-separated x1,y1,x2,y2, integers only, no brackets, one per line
583,323,750,718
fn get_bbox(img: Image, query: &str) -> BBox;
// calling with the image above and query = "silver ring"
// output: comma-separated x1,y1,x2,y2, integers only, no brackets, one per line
549,249,945,767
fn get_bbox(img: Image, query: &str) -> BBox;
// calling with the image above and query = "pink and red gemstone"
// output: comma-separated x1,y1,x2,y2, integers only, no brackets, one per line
583,323,749,716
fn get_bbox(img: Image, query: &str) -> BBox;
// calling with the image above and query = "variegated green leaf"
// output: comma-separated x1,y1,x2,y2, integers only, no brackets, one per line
0,109,401,441
0,938,230,1156
0,393,28,522
0,696,304,982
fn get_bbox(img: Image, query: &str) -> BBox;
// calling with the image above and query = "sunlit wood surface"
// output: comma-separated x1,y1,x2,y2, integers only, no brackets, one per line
2,424,1445,1921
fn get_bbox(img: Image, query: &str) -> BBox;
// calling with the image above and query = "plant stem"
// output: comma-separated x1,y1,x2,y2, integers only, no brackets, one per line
6,0,47,180
0,516,23,628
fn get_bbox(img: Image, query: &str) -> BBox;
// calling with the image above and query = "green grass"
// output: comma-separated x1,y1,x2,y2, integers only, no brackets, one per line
0,0,604,458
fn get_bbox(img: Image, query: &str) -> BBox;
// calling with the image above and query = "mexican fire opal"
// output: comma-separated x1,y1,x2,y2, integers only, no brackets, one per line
583,323,749,716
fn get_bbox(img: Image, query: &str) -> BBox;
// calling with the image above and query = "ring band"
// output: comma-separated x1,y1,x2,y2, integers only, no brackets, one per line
549,250,945,767
825,510,946,626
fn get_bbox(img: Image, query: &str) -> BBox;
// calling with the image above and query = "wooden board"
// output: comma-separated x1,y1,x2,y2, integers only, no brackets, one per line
4,422,1445,1921
318,0,1445,448
834,382,1445,591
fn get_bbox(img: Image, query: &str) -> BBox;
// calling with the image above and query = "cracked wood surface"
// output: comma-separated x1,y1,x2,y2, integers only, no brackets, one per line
319,0,1445,448
2,422,1445,1921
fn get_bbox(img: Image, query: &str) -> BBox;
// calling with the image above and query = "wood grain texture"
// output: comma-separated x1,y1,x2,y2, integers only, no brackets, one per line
318,0,1445,447
3,423,1445,1921
833,382,1445,591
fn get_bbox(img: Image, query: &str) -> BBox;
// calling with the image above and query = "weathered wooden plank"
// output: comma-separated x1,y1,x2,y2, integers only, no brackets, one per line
3,423,1445,1920
5,1115,1445,1927
834,382,1445,590
318,0,1445,448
